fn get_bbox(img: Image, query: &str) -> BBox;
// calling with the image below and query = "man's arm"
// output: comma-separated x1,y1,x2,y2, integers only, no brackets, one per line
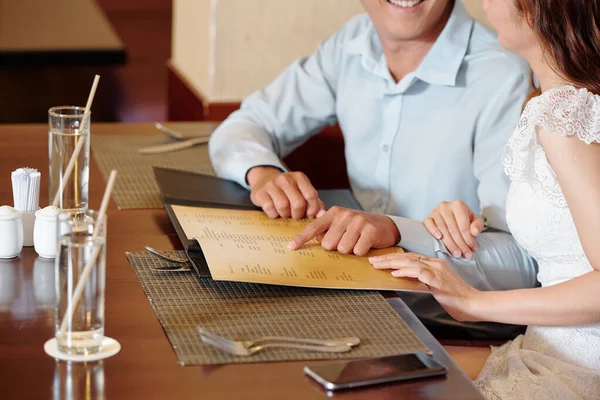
209,25,347,189
391,68,538,291
209,18,365,218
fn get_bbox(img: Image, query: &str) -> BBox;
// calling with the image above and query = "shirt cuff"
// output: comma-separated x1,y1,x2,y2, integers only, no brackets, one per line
387,215,446,256
215,154,287,190
243,164,287,187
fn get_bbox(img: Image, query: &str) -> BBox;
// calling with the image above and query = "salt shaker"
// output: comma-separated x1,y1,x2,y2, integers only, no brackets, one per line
0,206,24,259
33,206,61,259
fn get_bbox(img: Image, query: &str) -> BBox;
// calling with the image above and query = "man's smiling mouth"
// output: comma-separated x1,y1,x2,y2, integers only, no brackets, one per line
387,0,425,8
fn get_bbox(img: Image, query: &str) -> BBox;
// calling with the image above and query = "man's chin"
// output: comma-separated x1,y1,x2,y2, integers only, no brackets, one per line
381,21,429,41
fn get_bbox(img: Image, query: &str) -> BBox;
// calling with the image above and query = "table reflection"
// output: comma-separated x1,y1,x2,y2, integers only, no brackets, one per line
53,361,105,400
0,251,57,327
0,258,21,311
33,256,57,309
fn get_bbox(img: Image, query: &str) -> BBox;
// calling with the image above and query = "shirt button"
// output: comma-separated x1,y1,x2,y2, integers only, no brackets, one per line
373,199,384,208
382,144,390,153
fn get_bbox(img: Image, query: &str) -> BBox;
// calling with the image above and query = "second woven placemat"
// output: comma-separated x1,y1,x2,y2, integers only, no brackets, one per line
91,135,215,209
126,251,430,366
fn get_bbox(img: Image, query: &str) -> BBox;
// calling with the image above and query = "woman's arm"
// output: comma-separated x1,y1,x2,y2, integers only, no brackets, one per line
468,271,600,325
371,251,600,325
471,129,600,325
371,126,600,326
539,128,600,270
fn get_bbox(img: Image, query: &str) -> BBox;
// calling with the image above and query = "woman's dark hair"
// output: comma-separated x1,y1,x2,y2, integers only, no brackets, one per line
515,0,600,97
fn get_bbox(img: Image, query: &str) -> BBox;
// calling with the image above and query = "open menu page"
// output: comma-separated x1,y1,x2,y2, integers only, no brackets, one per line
171,205,429,292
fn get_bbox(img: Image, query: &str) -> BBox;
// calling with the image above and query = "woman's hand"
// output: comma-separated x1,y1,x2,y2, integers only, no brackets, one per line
423,200,484,259
370,253,481,322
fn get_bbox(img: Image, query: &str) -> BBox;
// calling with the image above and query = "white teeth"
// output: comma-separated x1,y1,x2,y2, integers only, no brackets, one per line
388,0,423,7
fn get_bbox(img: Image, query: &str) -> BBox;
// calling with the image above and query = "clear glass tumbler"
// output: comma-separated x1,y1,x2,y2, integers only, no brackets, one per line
55,210,106,355
48,106,91,213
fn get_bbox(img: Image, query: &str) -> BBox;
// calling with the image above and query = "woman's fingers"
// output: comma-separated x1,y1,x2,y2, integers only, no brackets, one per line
370,252,434,268
424,216,442,240
470,215,485,237
391,267,436,286
432,214,462,258
453,205,478,253
440,209,473,259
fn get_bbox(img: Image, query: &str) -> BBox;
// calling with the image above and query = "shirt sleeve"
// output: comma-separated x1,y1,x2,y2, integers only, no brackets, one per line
388,69,538,292
389,215,538,291
209,26,347,189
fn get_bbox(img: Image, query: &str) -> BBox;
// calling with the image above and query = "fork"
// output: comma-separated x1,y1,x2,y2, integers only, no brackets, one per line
199,328,360,348
137,136,210,155
137,122,211,155
200,334,351,356
146,246,192,271
151,265,191,272
146,246,189,263
198,328,358,356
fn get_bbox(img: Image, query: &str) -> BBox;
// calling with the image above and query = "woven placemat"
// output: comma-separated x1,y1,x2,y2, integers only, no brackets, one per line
126,251,430,366
91,135,214,209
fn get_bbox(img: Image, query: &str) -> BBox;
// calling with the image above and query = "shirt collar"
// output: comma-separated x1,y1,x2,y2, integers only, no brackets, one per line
415,0,473,86
346,20,383,74
347,0,474,87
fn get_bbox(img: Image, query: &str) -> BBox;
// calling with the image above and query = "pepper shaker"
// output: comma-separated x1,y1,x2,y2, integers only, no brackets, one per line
0,206,24,259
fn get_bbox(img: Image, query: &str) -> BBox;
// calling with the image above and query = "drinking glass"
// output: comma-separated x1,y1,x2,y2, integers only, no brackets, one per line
55,210,106,355
48,106,91,213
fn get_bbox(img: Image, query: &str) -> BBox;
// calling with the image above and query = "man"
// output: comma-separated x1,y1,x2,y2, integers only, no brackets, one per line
209,0,537,338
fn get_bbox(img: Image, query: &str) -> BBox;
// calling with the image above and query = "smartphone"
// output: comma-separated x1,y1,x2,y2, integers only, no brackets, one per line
304,353,447,391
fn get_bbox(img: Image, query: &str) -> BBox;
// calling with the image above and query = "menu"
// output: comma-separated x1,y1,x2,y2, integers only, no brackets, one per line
171,205,429,292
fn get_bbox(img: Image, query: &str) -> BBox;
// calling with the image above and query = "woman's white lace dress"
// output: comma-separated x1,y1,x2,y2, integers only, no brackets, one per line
474,85,600,400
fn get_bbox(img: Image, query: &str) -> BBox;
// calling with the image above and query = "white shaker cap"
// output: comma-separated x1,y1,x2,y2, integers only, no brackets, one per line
35,206,61,220
0,206,21,220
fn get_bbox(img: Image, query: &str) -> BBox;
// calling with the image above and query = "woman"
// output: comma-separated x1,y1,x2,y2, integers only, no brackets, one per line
369,0,600,398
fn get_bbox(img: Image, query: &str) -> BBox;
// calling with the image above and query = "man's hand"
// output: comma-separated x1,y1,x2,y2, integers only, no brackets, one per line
247,166,325,219
287,207,401,256
423,200,484,259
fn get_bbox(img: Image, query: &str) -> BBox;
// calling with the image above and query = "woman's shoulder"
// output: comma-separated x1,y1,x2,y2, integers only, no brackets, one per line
527,85,600,144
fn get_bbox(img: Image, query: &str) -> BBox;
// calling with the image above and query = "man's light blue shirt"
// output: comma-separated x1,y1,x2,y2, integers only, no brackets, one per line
210,1,537,291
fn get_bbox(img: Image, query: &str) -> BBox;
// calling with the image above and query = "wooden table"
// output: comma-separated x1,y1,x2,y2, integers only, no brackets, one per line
0,123,484,399
0,0,125,66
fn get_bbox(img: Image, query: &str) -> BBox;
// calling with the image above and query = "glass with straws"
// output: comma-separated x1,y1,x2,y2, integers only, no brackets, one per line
55,210,106,355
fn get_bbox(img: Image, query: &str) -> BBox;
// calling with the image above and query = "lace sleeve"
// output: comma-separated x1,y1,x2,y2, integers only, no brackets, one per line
502,86,600,208
533,85,600,144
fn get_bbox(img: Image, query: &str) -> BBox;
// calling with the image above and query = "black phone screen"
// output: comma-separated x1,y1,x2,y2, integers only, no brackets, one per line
304,353,446,390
